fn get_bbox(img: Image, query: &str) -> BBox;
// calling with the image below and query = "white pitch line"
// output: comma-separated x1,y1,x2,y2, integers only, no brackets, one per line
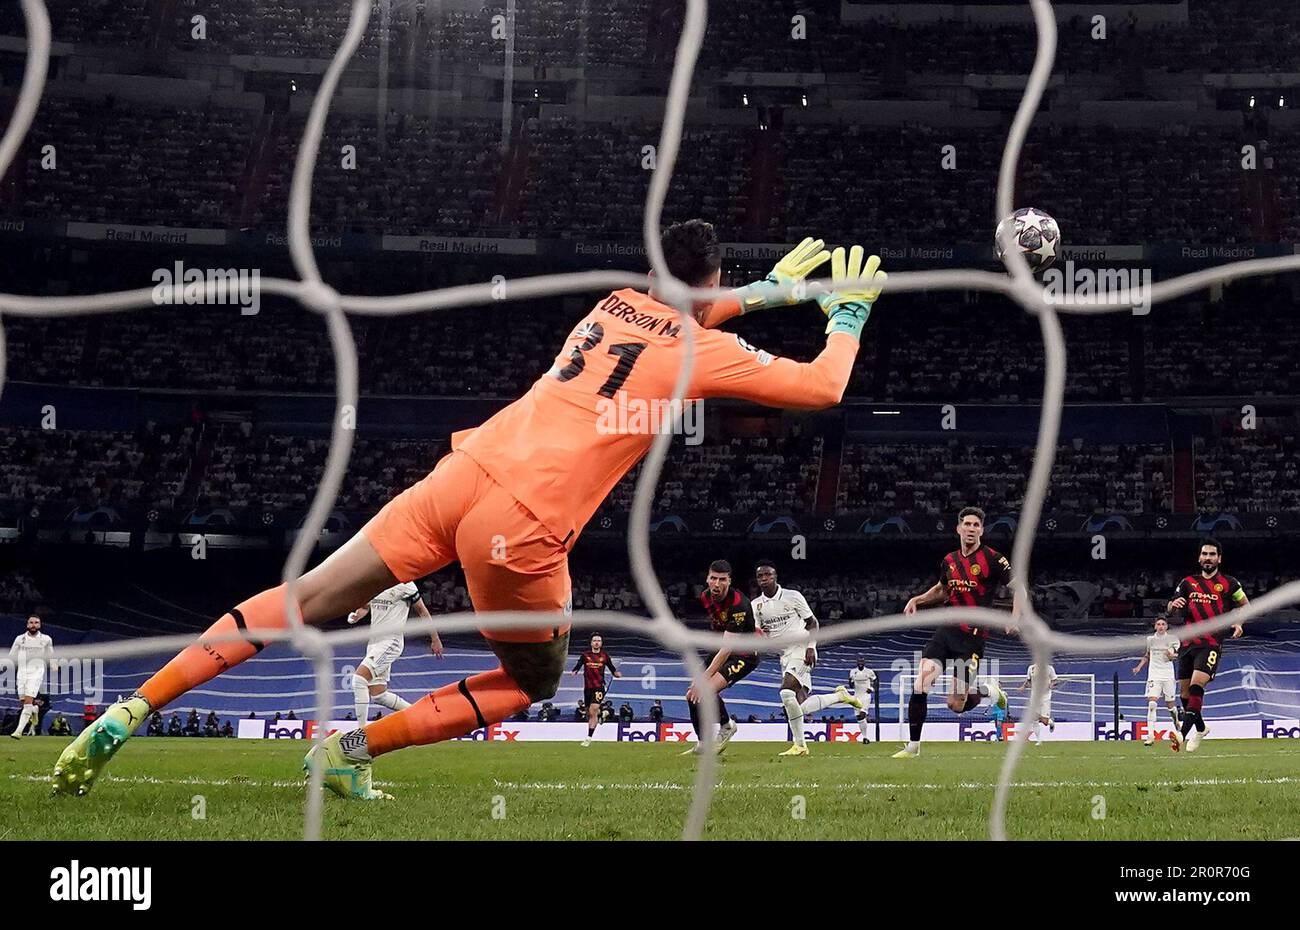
489,776,1300,792
13,772,1297,794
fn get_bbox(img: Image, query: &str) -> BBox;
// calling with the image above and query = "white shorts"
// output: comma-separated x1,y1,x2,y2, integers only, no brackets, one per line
779,643,812,692
16,671,44,699
1036,696,1052,719
359,637,403,685
1146,677,1177,702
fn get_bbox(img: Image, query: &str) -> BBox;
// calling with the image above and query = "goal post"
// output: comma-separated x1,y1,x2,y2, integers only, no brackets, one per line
893,673,1097,741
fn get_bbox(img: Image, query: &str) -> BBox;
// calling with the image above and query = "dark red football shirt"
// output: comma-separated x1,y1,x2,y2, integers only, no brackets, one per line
938,544,1013,637
700,588,757,659
1171,572,1245,647
573,650,616,690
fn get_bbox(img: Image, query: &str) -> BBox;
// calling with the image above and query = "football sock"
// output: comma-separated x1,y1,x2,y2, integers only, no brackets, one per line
587,719,597,737
907,692,928,743
139,584,292,709
1187,684,1206,732
716,694,730,726
353,678,371,722
780,689,806,749
799,691,841,715
1147,701,1157,734
1032,720,1042,742
688,697,703,738
856,710,869,740
372,690,410,712
12,704,34,736
365,668,529,758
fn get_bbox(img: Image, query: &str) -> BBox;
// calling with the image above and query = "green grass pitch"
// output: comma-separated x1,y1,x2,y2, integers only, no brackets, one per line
4,736,1298,840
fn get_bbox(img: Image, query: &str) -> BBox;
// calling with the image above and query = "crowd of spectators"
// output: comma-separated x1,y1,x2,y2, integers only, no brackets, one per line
836,440,1173,515
0,569,42,614
600,430,823,516
14,95,254,228
198,429,447,513
8,419,1300,523
2,94,1286,245
0,422,195,520
10,1,1298,77
1195,429,1300,514
9,283,1300,404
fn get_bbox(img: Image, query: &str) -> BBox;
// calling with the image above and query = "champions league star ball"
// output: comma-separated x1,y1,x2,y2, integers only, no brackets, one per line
995,207,1061,273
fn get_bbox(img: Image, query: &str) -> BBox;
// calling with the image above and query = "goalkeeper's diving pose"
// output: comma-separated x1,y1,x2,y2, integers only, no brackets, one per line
53,221,887,800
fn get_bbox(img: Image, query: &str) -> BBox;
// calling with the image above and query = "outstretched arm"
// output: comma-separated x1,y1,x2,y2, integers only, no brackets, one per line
691,248,886,410
904,582,946,614
410,598,442,657
697,237,832,329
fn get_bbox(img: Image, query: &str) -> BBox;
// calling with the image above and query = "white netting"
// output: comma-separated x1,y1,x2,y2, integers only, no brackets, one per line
5,0,1300,841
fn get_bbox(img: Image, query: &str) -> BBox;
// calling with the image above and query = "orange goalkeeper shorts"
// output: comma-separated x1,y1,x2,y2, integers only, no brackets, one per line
361,449,571,644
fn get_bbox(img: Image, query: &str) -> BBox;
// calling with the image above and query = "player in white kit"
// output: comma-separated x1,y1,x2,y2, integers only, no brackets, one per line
346,582,443,723
847,658,877,743
9,615,53,738
1017,662,1057,744
1132,616,1181,746
751,561,861,757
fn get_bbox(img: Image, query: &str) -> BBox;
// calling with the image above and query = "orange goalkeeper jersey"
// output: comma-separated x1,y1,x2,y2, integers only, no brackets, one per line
453,288,858,544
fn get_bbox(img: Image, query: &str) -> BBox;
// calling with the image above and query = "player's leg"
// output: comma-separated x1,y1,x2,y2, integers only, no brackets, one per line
353,662,375,722
1162,679,1182,729
1184,660,1216,752
55,451,474,796
315,477,573,795
582,688,602,746
894,654,942,758
779,669,812,754
1144,679,1160,745
10,693,35,739
855,693,871,743
713,667,742,752
1164,676,1181,732
54,530,404,795
1170,645,1195,751
366,642,410,714
686,668,733,754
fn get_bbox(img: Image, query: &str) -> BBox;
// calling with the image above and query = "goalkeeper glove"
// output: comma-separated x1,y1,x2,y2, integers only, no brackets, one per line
817,246,886,340
733,236,832,313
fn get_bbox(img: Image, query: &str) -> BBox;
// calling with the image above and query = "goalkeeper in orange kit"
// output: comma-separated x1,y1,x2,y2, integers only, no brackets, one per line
52,220,886,800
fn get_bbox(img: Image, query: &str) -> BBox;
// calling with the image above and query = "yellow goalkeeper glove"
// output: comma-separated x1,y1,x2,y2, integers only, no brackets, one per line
817,246,886,339
734,236,832,313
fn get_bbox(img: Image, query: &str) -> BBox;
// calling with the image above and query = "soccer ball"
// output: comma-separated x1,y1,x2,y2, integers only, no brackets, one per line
994,207,1061,272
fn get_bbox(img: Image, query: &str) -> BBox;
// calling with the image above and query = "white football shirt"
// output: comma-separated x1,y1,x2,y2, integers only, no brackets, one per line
1145,632,1178,679
1026,664,1058,686
367,582,420,637
849,666,876,692
9,631,53,676
752,585,814,640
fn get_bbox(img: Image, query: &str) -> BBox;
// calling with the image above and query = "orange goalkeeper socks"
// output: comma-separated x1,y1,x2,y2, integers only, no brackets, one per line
137,584,294,710
364,668,530,757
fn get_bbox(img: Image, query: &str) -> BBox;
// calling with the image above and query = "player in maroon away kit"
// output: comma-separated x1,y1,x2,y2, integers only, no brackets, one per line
572,634,621,746
895,507,1017,758
1165,538,1247,753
